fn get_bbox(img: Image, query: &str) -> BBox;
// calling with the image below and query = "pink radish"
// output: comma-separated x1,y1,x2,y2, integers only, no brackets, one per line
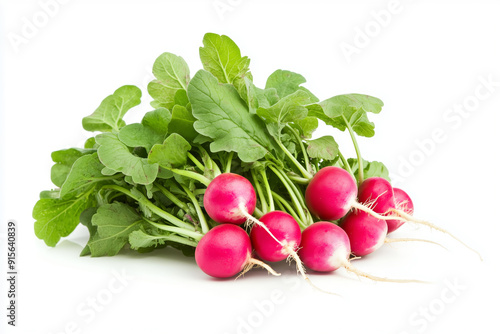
358,177,482,260
195,224,279,278
250,211,301,262
340,211,443,257
249,211,334,293
203,173,256,225
341,211,388,257
305,166,394,221
386,187,414,233
298,221,426,283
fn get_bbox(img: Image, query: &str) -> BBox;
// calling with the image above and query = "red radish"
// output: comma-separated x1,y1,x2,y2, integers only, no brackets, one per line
386,187,414,233
305,166,395,221
305,166,357,220
250,211,334,294
341,211,444,256
298,221,426,283
341,211,387,257
250,211,301,262
203,173,256,225
358,177,482,260
195,224,279,278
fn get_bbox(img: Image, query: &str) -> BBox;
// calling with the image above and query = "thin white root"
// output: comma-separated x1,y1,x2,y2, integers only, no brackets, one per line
351,201,405,221
284,245,339,296
342,260,429,284
385,237,448,250
390,208,483,261
240,206,285,247
246,258,281,276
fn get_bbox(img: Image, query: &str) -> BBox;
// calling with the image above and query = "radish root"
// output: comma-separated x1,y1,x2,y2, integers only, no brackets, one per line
342,260,429,284
236,258,281,279
385,237,447,250
390,208,483,261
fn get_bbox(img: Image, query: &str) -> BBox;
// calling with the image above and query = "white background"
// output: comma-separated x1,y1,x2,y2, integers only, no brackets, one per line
1,1,499,333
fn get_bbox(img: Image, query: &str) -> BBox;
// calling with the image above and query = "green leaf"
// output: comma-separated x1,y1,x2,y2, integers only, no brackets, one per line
308,94,383,137
293,116,318,139
148,133,191,168
199,33,250,85
79,207,98,256
265,70,318,101
86,202,144,257
306,136,339,160
33,188,97,247
148,53,190,110
96,133,158,185
168,105,198,142
129,229,168,250
118,108,172,152
256,90,310,139
348,159,391,182
59,153,107,199
50,148,95,187
187,70,276,162
82,85,142,132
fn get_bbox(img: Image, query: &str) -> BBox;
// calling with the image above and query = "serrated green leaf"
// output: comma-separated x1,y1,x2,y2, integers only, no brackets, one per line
50,148,95,187
293,116,318,139
306,136,339,160
59,153,107,199
148,53,190,110
348,159,391,182
148,133,191,168
96,133,158,185
168,105,197,142
33,189,96,247
187,70,275,162
307,94,383,137
86,202,144,257
82,85,142,132
265,70,318,101
199,33,250,85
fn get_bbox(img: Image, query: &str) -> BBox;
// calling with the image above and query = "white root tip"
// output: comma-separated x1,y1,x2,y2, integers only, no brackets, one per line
390,209,483,261
342,260,429,284
246,258,281,277
385,237,448,250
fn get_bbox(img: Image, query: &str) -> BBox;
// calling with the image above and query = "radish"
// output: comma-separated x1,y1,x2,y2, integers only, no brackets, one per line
386,187,414,233
341,211,444,257
250,211,302,262
195,224,279,278
305,166,396,221
298,221,426,283
358,177,482,260
203,173,257,225
249,211,335,293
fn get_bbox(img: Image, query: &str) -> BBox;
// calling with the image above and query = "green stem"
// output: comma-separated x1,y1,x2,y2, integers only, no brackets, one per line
145,219,204,241
101,185,196,232
180,184,209,234
155,183,189,212
225,151,234,174
271,191,305,228
162,235,198,248
251,169,268,214
269,166,307,224
281,171,306,208
338,151,354,178
170,169,211,187
260,169,274,212
287,174,310,185
187,153,205,171
342,114,363,183
276,140,313,180
286,124,313,176
253,207,264,218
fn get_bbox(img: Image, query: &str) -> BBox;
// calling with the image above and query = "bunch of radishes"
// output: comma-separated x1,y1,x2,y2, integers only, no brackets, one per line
33,33,480,288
